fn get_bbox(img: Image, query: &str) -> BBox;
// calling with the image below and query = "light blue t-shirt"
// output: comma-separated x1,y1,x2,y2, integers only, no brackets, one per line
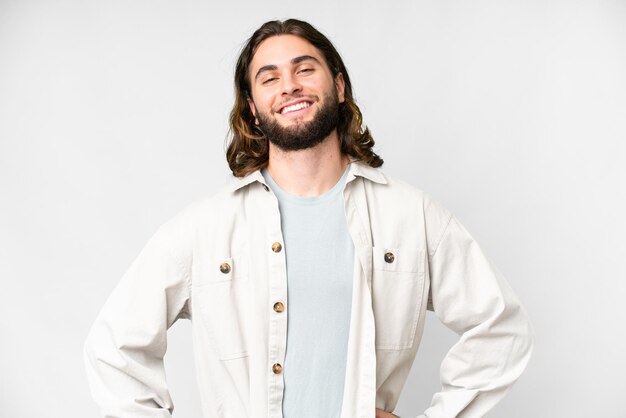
262,167,354,418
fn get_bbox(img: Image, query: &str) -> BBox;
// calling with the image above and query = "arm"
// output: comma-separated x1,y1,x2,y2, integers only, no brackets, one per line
420,214,534,418
83,222,191,417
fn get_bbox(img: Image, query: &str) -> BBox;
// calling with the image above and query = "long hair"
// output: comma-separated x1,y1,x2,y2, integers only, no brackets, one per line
226,19,383,177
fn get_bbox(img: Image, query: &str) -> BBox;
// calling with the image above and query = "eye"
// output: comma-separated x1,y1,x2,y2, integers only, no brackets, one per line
298,67,314,75
262,77,278,85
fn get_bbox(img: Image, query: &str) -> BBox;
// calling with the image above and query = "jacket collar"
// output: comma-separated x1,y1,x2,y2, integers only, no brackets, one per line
347,160,387,185
227,170,266,192
227,160,387,193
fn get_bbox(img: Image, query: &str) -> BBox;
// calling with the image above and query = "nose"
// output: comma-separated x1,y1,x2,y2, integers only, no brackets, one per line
281,72,302,96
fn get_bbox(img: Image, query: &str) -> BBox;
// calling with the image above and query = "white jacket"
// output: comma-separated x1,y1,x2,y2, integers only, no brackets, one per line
84,162,534,418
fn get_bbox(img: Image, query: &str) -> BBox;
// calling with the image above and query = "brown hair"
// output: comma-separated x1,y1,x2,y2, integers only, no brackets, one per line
226,19,383,177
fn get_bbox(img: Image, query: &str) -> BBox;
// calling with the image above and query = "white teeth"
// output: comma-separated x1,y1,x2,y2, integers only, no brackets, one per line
281,101,311,114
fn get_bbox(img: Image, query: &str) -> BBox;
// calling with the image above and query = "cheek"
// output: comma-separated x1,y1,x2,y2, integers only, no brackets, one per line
256,93,278,114
308,79,335,98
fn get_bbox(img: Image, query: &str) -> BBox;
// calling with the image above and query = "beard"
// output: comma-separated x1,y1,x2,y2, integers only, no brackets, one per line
255,90,340,152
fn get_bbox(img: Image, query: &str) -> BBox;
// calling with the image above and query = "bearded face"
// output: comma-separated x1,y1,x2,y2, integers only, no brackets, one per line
255,89,340,152
246,35,346,152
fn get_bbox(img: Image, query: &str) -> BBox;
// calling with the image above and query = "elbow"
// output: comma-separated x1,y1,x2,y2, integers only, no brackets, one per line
501,303,535,381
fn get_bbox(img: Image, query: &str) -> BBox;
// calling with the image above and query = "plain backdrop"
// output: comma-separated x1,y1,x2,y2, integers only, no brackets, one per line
1,0,625,417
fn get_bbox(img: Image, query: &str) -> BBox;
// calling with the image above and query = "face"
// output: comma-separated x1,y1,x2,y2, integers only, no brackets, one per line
247,34,345,151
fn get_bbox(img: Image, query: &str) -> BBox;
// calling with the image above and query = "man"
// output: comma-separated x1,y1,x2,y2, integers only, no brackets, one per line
84,19,533,418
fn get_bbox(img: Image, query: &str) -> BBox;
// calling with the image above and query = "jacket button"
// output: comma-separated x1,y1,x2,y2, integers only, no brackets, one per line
271,242,282,253
273,302,285,313
384,252,395,263
219,262,231,274
272,363,283,374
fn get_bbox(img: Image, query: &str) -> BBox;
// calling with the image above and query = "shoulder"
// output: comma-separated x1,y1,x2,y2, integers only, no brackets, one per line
361,166,452,221
149,180,245,259
359,166,454,255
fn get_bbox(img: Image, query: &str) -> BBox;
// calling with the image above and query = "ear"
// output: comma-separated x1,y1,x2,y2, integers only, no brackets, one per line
247,98,259,125
335,73,346,103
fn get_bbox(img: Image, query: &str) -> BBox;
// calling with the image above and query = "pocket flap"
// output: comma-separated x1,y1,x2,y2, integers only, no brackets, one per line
372,246,422,273
193,255,248,286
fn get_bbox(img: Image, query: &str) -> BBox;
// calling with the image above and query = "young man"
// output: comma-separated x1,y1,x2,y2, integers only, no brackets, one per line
85,19,533,418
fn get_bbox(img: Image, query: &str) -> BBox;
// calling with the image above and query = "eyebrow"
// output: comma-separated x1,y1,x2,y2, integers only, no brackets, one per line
254,55,322,81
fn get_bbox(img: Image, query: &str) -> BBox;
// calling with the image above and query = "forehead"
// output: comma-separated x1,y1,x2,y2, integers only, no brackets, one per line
249,34,328,75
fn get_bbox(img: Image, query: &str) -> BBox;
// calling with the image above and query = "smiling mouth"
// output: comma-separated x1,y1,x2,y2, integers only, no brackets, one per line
279,101,313,115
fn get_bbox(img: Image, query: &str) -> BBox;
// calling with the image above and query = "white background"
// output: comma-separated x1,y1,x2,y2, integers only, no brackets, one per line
1,0,625,417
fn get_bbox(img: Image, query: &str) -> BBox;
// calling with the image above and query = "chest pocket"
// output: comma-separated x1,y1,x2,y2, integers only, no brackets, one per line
192,255,250,360
371,246,426,350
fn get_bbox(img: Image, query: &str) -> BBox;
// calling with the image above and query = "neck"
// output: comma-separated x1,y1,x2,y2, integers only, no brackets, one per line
266,131,350,196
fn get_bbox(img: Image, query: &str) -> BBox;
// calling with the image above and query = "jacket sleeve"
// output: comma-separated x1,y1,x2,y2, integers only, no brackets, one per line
418,207,534,417
83,221,192,417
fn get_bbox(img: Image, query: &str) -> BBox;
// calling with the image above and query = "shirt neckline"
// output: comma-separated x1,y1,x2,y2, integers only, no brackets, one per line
261,165,350,206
